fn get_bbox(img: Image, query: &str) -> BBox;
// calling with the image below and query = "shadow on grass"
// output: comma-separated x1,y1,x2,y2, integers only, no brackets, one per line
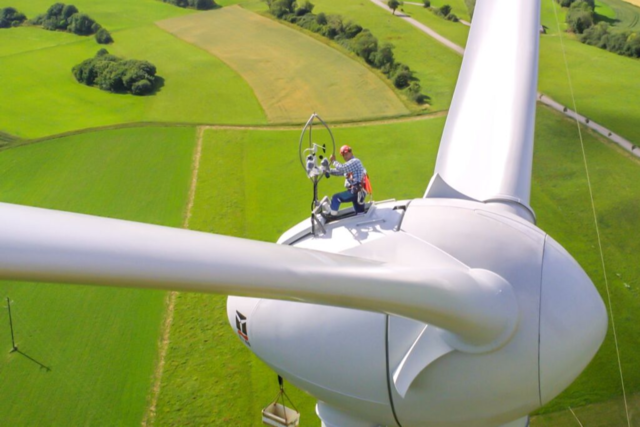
149,76,165,96
595,13,619,26
12,348,51,372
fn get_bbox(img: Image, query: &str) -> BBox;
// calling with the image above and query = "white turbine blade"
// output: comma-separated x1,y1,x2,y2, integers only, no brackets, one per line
0,203,516,350
428,0,541,220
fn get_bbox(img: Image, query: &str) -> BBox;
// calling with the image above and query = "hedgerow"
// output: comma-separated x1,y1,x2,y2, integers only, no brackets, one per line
31,3,113,43
266,0,430,104
555,0,640,58
0,7,26,28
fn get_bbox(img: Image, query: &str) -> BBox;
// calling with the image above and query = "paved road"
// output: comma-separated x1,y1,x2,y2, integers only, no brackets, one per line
371,0,640,158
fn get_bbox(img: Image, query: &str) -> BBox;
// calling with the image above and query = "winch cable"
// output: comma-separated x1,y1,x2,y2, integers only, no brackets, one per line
550,1,630,425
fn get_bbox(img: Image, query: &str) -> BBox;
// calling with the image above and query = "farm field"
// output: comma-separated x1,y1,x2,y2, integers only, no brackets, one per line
601,0,640,29
308,0,464,111
157,6,409,124
0,22,266,139
0,126,197,425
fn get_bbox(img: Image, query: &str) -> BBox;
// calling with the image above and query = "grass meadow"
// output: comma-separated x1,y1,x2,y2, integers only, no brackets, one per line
600,0,640,29
0,23,266,138
0,127,196,425
157,6,409,124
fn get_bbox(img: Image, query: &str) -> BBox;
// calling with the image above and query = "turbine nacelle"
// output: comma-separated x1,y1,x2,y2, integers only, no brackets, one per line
227,198,607,426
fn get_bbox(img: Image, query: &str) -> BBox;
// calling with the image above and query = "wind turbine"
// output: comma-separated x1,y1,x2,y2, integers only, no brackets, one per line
0,0,607,426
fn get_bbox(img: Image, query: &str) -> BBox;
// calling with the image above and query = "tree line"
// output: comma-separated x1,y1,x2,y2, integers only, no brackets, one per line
162,0,219,10
420,1,459,22
31,3,113,44
0,7,26,28
73,49,158,96
559,0,640,58
266,0,429,105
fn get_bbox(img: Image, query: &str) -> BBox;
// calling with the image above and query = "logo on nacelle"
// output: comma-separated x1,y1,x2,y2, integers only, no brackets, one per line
235,310,250,346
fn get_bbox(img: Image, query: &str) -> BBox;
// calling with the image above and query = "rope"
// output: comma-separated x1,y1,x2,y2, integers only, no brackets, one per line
568,407,584,427
550,2,630,425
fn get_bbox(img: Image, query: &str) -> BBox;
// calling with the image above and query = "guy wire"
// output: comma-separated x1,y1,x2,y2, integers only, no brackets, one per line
550,1,630,425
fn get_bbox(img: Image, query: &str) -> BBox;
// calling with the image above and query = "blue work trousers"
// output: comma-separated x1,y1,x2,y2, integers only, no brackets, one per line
331,190,364,213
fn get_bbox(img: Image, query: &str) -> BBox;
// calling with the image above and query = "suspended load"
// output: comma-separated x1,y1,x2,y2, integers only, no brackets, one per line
262,376,300,427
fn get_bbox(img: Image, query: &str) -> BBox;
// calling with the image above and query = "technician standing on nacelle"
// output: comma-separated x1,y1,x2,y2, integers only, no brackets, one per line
329,145,366,216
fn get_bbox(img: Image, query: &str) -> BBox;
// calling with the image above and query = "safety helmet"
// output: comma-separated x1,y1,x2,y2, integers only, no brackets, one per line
339,145,352,155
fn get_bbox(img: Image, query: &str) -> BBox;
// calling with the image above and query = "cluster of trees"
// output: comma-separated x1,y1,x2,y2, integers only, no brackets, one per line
0,7,26,28
421,2,458,22
73,49,158,96
266,0,429,104
557,0,639,58
581,23,640,58
31,3,112,44
162,0,218,10
563,0,596,34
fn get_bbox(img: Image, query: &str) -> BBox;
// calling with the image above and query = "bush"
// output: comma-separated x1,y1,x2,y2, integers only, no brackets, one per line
95,27,113,44
268,0,296,18
437,5,452,16
371,42,395,71
316,12,327,25
433,4,458,21
31,3,107,38
388,0,401,14
579,19,640,58
0,7,27,28
351,30,379,63
407,82,429,104
566,0,594,34
391,63,414,88
73,49,158,95
68,13,100,35
162,0,218,10
423,0,431,7
342,21,363,39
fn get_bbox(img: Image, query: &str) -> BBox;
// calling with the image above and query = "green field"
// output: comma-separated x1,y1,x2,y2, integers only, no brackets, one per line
0,0,195,31
0,126,196,425
0,23,266,139
601,0,640,29
158,6,409,124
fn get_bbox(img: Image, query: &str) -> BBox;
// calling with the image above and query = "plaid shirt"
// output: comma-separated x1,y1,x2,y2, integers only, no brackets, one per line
330,158,365,188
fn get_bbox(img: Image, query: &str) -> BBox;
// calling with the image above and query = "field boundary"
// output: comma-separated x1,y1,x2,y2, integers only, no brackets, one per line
0,112,446,152
141,126,205,427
